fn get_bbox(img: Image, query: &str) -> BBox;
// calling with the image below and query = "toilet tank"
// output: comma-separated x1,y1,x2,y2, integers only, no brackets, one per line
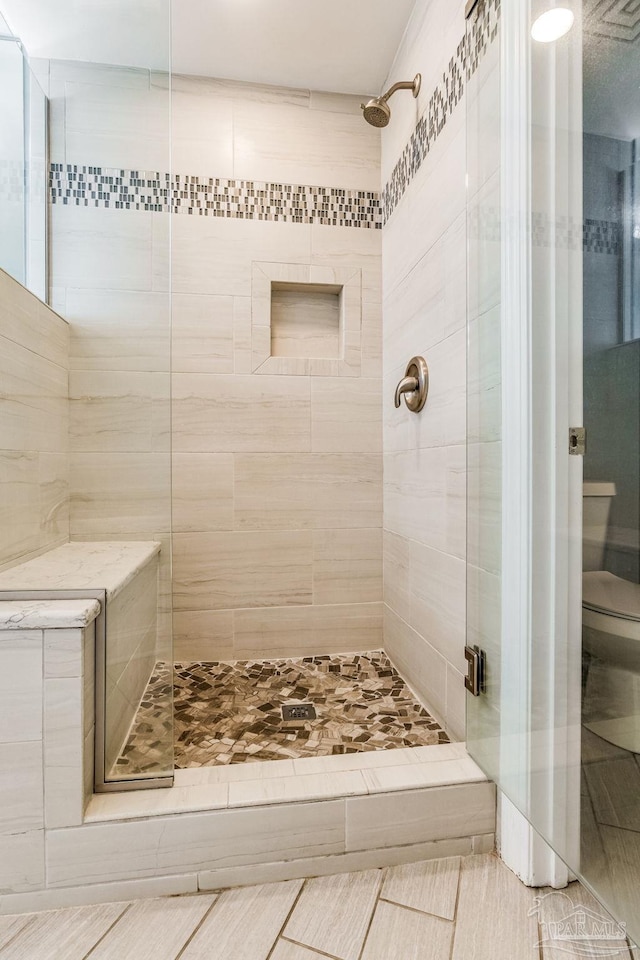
583,482,616,571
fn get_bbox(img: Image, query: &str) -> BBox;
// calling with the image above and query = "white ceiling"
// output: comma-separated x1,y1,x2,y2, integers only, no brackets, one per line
174,0,416,94
0,0,172,73
0,0,416,96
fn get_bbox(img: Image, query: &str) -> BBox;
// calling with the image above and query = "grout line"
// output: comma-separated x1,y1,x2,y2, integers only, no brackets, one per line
173,893,221,960
591,821,640,837
264,879,308,960
280,937,344,960
278,937,343,960
355,868,386,960
447,853,463,960
81,902,133,960
378,896,456,923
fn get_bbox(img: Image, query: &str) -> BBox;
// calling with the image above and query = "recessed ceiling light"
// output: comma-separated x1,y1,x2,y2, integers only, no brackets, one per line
531,7,574,43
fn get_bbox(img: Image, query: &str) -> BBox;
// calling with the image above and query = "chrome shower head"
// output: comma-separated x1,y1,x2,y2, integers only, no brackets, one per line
361,73,421,128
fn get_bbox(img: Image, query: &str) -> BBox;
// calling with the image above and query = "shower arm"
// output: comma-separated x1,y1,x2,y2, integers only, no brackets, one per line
381,80,418,103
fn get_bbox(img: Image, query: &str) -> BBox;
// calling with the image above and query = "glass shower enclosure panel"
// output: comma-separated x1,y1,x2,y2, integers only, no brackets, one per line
0,31,48,300
94,0,173,790
467,0,583,832
466,0,584,826
0,36,26,285
25,57,47,303
465,0,503,785
0,0,173,791
580,3,640,935
467,0,640,941
27,0,175,791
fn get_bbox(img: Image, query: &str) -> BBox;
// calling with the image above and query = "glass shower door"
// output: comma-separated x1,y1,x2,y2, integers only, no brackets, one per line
580,4,640,933
40,0,175,792
0,32,48,300
0,36,26,285
467,0,640,942
95,0,174,789
465,0,503,785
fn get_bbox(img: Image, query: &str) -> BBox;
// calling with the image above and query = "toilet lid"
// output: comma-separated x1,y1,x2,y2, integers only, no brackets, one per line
583,571,640,622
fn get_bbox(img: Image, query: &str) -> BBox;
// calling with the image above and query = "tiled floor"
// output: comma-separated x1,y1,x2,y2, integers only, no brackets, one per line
114,652,448,775
581,727,640,946
0,854,633,960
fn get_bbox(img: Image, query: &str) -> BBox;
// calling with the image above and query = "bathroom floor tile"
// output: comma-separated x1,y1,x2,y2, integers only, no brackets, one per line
112,651,449,774
4,857,628,960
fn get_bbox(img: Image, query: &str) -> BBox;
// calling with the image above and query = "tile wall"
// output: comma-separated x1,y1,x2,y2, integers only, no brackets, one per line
381,0,489,740
0,606,97,895
0,268,70,570
168,76,383,659
45,63,383,661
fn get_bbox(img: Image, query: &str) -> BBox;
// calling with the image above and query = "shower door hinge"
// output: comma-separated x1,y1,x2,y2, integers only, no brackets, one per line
569,427,586,456
464,645,486,697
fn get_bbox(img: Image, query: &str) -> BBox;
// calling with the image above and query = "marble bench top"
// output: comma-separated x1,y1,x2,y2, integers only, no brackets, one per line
0,598,101,630
0,541,161,602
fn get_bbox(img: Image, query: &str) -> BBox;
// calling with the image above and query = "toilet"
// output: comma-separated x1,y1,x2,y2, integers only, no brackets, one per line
582,482,640,753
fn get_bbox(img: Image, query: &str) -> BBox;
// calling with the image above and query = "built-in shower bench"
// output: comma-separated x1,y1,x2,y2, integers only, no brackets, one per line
0,541,162,841
0,541,160,601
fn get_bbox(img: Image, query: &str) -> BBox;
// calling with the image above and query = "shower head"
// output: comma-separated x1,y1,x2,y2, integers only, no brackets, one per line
362,97,392,128
361,73,421,128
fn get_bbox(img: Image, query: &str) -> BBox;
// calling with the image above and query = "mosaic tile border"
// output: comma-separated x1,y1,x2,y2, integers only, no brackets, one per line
382,0,501,223
531,214,620,255
0,160,28,203
531,212,583,253
47,1,502,230
49,166,382,230
469,205,619,255
583,218,621,256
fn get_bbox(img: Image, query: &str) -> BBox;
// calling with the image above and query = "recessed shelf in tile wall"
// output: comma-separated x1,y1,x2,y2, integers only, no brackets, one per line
271,282,342,360
250,262,363,377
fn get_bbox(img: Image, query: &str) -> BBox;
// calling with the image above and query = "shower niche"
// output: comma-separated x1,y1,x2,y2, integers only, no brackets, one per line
250,261,362,376
271,282,341,359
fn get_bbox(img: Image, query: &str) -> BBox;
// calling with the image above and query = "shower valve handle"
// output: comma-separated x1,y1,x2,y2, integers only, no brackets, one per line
394,376,419,407
394,356,429,413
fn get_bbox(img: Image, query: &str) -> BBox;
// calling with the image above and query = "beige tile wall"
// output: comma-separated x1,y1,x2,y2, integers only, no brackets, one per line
169,75,383,659
0,269,70,571
47,63,383,661
381,0,468,740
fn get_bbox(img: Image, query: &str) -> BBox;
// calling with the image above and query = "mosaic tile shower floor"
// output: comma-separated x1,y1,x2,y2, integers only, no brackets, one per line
113,651,449,775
